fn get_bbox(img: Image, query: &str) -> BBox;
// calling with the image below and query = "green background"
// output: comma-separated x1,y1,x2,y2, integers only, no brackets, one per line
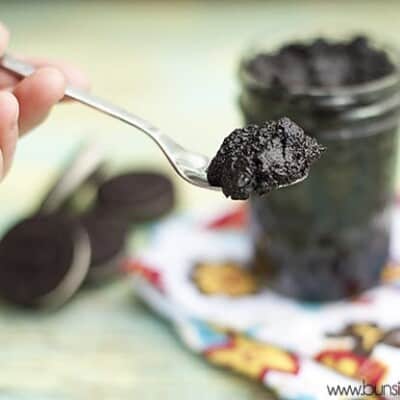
0,1,398,399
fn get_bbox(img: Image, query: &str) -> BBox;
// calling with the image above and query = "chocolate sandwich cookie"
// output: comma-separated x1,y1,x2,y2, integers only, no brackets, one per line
80,211,128,284
39,142,106,215
97,171,175,222
0,215,91,309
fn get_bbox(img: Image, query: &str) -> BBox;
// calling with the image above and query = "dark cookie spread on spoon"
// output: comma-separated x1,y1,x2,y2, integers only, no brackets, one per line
207,117,325,200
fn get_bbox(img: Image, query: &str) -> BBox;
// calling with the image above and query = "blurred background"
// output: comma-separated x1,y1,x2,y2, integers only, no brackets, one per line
0,1,398,399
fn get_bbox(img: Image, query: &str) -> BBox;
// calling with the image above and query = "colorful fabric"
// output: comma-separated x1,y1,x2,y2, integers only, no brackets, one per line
128,206,400,399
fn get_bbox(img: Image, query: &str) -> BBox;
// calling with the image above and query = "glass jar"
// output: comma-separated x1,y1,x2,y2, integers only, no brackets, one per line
239,38,400,301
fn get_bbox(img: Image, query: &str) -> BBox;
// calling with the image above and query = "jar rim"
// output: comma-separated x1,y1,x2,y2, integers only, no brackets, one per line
239,37,400,99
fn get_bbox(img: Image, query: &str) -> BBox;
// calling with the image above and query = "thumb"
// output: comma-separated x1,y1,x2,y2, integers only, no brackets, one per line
0,91,19,180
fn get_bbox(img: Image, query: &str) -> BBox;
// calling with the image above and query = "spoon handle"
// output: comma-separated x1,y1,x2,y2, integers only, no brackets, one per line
0,54,160,140
0,54,206,188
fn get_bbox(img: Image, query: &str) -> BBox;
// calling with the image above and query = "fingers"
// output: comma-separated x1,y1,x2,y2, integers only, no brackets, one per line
13,67,66,135
0,24,90,179
0,73,17,89
0,91,19,179
0,57,90,91
27,57,90,91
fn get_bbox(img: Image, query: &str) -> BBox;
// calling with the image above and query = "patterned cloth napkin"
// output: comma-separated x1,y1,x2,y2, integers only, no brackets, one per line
128,206,400,400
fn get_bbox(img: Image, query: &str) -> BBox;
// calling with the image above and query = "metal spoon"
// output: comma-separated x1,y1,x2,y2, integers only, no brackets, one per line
0,54,307,191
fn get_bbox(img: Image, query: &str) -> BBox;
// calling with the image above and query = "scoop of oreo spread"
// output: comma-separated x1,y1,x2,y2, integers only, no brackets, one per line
207,117,325,200
246,35,395,90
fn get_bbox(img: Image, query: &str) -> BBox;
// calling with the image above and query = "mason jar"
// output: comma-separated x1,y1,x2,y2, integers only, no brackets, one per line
239,38,400,301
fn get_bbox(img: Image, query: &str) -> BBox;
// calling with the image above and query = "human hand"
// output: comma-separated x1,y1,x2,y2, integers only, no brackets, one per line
0,23,89,180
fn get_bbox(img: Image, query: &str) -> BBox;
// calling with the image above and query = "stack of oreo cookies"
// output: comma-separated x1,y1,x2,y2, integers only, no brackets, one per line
0,145,175,309
83,171,175,283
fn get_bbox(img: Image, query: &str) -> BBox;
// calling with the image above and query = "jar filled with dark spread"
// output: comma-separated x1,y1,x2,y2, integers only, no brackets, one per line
239,36,400,301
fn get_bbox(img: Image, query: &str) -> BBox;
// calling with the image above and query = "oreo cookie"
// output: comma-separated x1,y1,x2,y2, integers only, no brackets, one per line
97,171,175,222
39,142,106,214
0,215,91,308
80,211,128,283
